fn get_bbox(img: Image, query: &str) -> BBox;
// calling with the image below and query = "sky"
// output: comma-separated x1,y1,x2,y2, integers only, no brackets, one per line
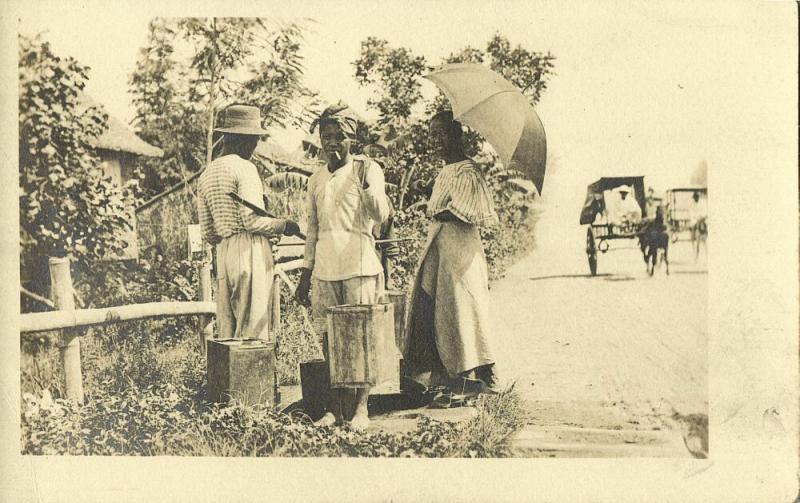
16,0,797,223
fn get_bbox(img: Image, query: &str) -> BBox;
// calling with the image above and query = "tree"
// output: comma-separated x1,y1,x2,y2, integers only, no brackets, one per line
128,19,205,200
128,17,321,201
353,34,555,287
19,34,135,293
352,33,556,210
353,37,428,126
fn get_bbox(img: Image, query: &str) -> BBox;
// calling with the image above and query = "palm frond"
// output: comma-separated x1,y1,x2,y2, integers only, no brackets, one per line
264,171,309,193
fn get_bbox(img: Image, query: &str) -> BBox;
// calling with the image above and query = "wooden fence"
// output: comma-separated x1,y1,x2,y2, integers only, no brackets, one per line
20,256,305,403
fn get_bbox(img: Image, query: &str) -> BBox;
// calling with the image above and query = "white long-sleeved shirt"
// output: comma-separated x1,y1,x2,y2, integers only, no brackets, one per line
303,155,391,281
197,154,286,245
608,190,642,225
687,198,708,225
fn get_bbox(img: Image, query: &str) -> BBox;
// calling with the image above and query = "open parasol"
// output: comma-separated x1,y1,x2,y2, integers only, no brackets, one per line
423,63,548,195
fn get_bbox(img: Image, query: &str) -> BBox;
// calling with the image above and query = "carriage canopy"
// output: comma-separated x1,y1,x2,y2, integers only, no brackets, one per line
579,176,647,225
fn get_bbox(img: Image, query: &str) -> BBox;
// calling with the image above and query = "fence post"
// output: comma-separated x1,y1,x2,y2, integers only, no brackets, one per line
197,250,213,352
49,257,83,403
271,275,282,342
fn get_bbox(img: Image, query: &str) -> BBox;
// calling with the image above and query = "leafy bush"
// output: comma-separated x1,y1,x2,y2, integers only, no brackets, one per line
20,334,65,400
386,205,428,290
19,34,137,299
275,301,323,385
22,368,524,458
21,309,524,457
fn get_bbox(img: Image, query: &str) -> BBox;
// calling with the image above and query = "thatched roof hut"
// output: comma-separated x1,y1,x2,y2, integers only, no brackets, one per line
78,93,163,158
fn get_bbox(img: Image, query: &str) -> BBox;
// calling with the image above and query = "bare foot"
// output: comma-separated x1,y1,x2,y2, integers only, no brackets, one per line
314,412,337,427
349,412,370,431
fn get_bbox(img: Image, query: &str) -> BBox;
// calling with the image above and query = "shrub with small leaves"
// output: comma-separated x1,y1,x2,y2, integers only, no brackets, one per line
19,34,135,276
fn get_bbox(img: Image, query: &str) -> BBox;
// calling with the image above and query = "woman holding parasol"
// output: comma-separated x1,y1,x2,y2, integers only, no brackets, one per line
404,63,547,396
403,110,501,393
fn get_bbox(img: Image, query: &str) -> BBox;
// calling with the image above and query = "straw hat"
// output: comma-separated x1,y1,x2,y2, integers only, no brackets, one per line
214,105,268,136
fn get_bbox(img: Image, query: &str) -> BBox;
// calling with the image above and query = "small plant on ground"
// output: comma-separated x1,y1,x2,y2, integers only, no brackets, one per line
21,318,526,458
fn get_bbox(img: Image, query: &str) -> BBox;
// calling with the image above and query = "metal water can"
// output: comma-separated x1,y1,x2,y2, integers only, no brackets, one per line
207,339,278,407
326,303,400,394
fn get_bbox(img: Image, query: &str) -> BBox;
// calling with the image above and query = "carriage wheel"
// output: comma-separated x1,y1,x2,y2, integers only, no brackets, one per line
586,227,598,276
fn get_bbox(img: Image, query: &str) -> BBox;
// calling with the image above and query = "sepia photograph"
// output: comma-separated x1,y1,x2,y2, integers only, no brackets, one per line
2,0,797,501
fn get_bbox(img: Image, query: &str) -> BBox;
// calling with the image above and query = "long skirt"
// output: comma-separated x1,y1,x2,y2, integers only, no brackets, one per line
403,220,495,387
216,232,275,340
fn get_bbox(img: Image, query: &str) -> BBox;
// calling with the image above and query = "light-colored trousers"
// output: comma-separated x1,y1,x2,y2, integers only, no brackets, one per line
216,233,274,340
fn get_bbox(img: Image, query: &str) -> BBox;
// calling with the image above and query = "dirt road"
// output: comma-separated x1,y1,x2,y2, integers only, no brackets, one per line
491,214,708,437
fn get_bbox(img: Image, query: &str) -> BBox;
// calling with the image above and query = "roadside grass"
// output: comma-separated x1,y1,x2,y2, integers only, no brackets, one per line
21,323,526,457
20,203,539,457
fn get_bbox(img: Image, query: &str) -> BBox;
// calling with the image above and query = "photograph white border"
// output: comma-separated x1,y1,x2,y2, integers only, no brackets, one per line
1,1,797,501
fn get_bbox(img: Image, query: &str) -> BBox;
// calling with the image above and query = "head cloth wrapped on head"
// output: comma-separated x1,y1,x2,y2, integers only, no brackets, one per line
310,101,362,140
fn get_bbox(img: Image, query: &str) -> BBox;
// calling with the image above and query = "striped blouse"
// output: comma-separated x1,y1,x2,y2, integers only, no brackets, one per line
426,160,498,225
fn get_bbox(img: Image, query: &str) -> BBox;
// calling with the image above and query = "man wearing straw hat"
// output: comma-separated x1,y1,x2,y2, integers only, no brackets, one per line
295,102,392,430
198,104,301,341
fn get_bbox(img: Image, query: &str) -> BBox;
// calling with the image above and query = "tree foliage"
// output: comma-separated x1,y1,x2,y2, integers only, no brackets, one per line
484,34,555,104
128,17,321,202
354,33,555,125
353,37,428,125
19,35,135,278
353,34,555,287
353,33,555,207
128,19,206,200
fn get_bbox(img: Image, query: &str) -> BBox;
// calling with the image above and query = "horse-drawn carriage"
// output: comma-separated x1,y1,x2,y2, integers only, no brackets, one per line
580,176,652,276
665,187,708,260
665,187,707,242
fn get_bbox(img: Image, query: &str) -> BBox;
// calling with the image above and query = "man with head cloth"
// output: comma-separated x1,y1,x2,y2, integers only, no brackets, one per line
197,105,301,341
296,102,392,430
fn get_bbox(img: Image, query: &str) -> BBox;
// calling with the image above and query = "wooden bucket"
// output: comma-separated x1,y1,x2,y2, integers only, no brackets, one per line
326,303,399,392
380,290,407,356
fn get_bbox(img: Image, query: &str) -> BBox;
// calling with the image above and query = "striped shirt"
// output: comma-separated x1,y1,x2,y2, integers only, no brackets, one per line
427,160,498,225
303,155,392,281
197,154,286,246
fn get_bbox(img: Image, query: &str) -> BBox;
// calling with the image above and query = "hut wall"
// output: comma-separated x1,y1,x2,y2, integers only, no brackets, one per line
99,152,123,186
98,149,138,260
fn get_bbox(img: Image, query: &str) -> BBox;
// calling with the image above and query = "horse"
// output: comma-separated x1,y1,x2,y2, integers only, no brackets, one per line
639,230,670,276
638,209,670,276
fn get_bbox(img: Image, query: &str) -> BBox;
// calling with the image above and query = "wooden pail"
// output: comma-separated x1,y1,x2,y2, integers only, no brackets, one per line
380,290,407,356
326,303,399,393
